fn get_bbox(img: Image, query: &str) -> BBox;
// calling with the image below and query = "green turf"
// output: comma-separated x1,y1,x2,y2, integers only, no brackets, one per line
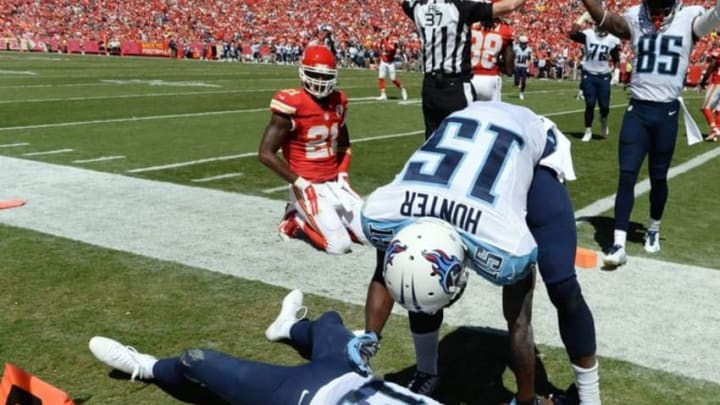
2,52,720,404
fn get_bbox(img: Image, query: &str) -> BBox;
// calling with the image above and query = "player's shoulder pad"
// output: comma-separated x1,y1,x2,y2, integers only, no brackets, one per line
270,88,304,115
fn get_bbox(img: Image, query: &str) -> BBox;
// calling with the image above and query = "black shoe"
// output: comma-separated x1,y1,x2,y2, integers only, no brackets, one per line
407,370,439,395
551,383,579,405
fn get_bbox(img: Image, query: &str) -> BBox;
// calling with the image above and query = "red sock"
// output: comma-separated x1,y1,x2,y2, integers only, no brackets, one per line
378,79,386,92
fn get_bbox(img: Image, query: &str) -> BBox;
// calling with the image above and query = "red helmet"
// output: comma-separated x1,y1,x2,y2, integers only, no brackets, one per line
299,45,337,98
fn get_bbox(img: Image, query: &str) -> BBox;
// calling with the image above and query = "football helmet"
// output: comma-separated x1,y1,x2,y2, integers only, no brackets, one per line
519,35,529,49
642,0,679,29
383,217,468,315
299,45,337,98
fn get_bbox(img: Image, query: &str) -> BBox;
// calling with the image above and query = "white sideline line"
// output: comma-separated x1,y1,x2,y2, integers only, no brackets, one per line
22,148,74,156
191,173,244,183
72,155,126,164
575,145,720,219
0,142,29,148
1,156,719,384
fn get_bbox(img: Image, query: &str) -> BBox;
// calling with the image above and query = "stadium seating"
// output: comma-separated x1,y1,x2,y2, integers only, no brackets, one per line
1,0,716,69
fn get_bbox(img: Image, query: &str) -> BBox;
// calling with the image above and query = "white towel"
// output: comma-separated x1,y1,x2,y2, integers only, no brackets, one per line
678,96,704,145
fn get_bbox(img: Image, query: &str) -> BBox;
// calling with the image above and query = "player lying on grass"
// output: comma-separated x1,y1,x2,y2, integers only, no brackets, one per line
89,289,442,405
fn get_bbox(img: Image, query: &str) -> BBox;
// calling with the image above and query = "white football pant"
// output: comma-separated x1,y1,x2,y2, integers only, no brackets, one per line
378,61,397,81
470,75,502,101
290,180,367,254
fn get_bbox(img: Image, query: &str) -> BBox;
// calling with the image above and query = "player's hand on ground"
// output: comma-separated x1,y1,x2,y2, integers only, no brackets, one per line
293,176,318,215
346,331,380,377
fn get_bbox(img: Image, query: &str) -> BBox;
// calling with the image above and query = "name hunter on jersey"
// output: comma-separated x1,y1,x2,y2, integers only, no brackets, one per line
400,191,482,234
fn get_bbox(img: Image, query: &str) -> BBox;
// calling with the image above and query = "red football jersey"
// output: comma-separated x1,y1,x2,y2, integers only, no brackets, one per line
379,38,398,63
470,22,514,76
710,49,720,84
269,88,348,183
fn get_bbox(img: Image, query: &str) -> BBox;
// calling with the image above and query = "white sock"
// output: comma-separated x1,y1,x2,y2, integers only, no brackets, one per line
648,219,661,233
613,230,627,248
412,330,439,375
139,356,158,379
572,361,601,405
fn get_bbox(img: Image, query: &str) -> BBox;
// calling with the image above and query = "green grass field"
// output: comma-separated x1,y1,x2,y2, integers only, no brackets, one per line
1,52,720,404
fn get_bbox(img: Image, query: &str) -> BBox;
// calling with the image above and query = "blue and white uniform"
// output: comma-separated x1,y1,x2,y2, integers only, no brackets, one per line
513,44,532,88
574,28,621,129
612,4,704,234
362,101,574,285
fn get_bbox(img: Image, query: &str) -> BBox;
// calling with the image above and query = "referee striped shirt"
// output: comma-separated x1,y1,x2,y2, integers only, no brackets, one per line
402,0,494,76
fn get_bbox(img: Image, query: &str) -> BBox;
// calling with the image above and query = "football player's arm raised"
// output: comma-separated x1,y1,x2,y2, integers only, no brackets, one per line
258,112,296,184
581,0,631,40
569,12,590,43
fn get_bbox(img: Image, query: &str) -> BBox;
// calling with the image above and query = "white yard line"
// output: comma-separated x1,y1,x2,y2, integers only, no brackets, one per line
0,110,265,131
575,146,720,219
72,155,126,164
262,185,289,194
0,142,29,148
129,130,426,174
0,155,718,384
0,70,37,75
126,152,258,173
191,173,244,182
0,86,371,105
22,148,73,156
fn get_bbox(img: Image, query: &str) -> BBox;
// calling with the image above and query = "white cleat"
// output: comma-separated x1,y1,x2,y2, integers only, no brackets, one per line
582,128,593,142
376,92,387,101
603,244,627,267
519,92,525,100
644,231,661,253
265,289,307,341
401,88,408,101
600,117,609,137
89,336,157,381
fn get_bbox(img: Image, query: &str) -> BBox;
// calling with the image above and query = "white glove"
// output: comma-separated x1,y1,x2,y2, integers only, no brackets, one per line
576,11,592,25
293,176,318,215
337,172,361,200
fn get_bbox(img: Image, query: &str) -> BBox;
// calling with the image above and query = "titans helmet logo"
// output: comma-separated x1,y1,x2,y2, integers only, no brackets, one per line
385,240,407,267
423,249,463,294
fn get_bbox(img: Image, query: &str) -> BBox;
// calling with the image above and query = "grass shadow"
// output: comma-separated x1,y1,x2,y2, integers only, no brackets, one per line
109,370,230,404
383,326,566,404
576,215,645,251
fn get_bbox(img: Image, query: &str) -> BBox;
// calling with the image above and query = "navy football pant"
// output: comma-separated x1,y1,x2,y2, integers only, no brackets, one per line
614,99,679,231
152,311,354,405
581,71,611,127
527,167,596,359
410,168,596,361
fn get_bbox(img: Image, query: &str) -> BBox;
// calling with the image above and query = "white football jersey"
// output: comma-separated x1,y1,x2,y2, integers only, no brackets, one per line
624,5,705,101
513,46,532,68
362,101,555,285
311,372,442,404
581,29,621,75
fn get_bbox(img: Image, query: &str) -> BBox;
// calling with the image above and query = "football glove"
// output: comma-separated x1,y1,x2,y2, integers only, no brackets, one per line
346,331,380,377
293,176,318,215
337,172,361,200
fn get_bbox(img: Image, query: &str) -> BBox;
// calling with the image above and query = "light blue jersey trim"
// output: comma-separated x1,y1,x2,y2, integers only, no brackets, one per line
460,229,537,285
